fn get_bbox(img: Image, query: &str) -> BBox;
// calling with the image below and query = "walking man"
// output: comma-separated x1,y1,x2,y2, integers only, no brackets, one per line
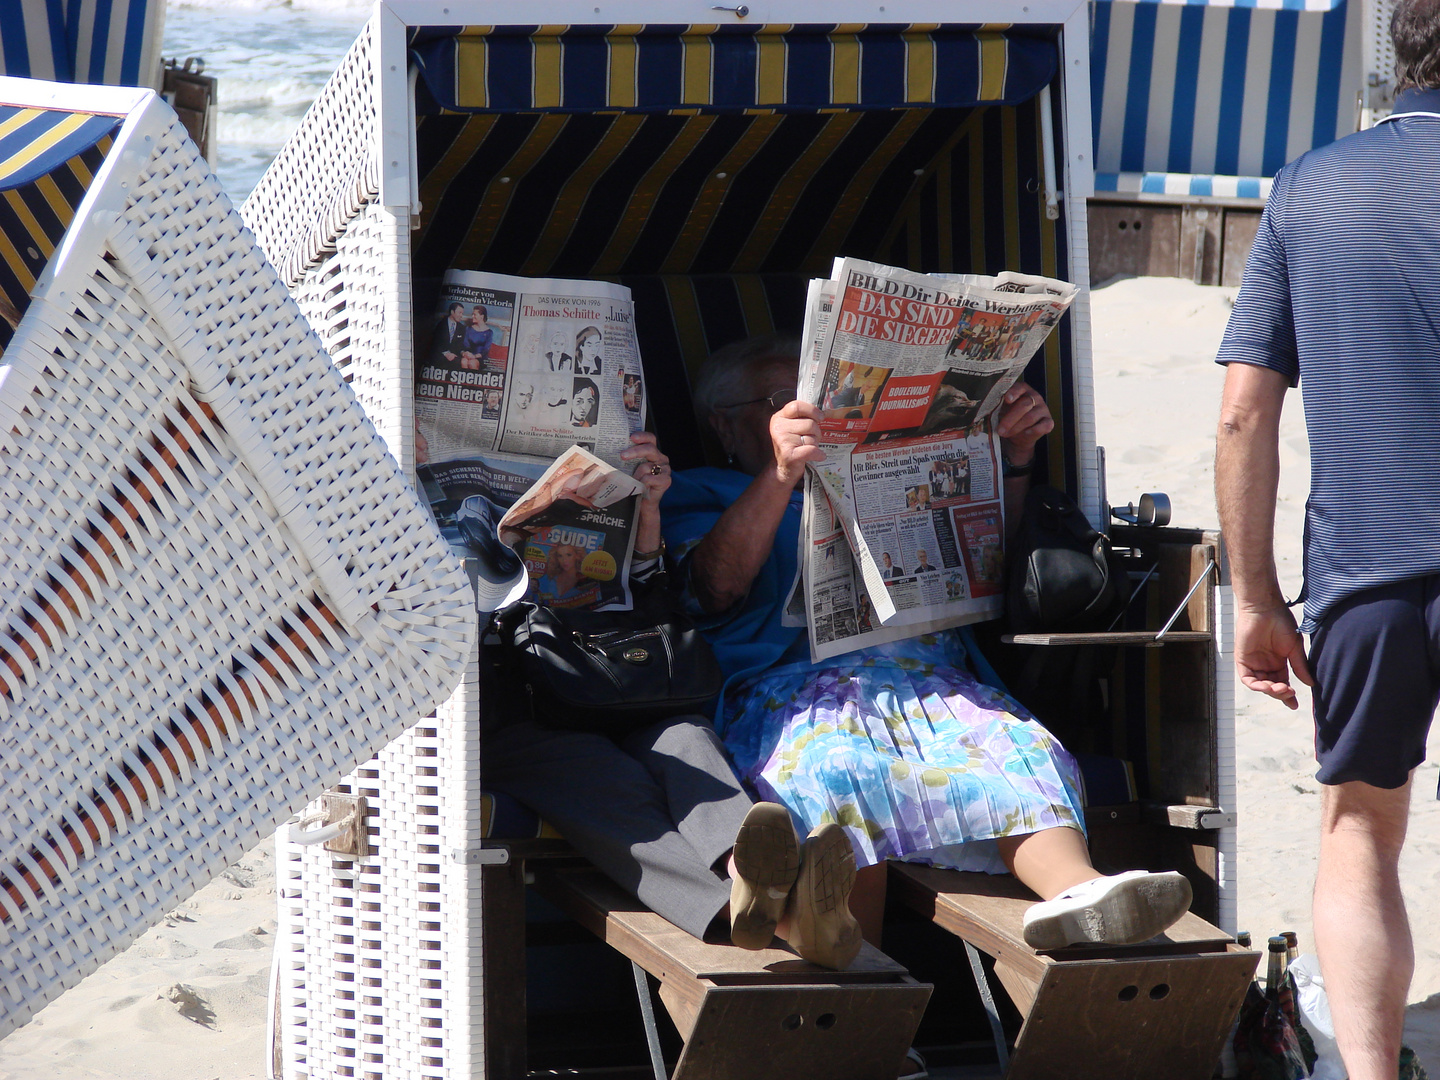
1215,5,1440,1076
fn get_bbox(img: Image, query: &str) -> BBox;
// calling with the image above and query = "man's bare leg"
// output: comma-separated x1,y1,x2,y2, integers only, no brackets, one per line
1314,778,1413,1080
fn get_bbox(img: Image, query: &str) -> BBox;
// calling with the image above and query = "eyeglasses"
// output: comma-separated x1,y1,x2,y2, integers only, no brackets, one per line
714,389,797,412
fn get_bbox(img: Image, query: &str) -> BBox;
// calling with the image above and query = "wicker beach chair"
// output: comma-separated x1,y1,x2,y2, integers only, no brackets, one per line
0,75,471,1039
248,5,1251,1078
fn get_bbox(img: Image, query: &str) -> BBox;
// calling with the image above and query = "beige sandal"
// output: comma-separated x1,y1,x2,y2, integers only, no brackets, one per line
784,822,862,970
729,802,801,950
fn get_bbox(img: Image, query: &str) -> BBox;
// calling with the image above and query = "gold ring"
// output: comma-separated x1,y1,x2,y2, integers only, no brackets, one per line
650,463,664,476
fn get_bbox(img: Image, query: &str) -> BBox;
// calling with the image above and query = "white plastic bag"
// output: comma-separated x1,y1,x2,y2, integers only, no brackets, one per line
1289,953,1346,1080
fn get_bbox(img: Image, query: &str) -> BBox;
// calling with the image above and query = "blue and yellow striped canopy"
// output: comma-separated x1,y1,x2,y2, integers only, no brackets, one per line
411,24,1059,113
0,104,118,349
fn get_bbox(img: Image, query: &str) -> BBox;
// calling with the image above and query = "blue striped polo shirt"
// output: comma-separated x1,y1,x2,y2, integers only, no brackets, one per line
1217,88,1440,633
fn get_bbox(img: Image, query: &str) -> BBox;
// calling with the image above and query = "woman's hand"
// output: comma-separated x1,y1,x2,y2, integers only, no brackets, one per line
995,381,1053,467
620,432,670,555
620,432,671,503
769,400,825,488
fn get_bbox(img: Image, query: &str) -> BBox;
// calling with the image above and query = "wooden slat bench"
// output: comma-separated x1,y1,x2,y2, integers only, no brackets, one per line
890,863,1258,1080
533,866,932,1080
479,839,931,1080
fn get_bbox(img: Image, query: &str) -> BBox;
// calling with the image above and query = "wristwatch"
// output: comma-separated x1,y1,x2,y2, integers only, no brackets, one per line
1002,452,1036,478
633,536,667,560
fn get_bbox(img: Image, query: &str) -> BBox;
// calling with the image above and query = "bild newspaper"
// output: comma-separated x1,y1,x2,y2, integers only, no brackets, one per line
792,258,1077,661
416,270,649,610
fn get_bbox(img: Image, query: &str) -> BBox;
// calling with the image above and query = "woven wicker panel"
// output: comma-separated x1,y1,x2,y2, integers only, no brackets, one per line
0,90,470,1036
289,199,413,474
242,16,381,289
275,648,484,1080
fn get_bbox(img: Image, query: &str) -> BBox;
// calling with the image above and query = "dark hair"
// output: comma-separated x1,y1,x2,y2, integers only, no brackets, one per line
571,378,599,424
1393,0,1440,92
448,301,464,315
473,304,488,319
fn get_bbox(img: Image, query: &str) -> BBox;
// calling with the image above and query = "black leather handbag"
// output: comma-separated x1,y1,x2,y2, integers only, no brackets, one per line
486,573,724,737
1006,484,1128,634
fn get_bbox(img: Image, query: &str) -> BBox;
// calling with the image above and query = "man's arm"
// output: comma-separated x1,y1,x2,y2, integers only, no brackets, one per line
1215,361,1312,708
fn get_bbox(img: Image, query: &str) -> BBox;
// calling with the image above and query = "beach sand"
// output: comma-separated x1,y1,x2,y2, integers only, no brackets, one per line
4,274,1440,1076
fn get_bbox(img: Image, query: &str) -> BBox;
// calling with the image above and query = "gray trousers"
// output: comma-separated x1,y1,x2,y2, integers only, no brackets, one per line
484,716,753,939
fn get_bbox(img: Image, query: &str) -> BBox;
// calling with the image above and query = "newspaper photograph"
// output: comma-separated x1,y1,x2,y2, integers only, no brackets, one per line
798,258,1076,659
416,269,647,470
497,446,644,610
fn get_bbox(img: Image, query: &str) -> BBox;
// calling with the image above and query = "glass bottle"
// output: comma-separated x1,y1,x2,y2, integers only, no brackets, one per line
1266,936,1287,997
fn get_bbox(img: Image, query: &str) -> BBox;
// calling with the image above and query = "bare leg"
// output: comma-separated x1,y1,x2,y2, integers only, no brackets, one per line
996,825,1097,900
1314,778,1412,1080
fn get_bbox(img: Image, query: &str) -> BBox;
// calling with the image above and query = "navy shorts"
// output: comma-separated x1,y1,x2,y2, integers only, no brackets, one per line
1308,575,1440,789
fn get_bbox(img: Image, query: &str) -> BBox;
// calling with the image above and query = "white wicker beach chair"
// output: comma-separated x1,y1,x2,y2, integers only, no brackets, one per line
0,76,471,1039
246,5,1246,1079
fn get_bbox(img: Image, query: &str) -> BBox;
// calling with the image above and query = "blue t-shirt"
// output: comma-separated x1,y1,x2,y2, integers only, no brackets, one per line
1216,88,1440,632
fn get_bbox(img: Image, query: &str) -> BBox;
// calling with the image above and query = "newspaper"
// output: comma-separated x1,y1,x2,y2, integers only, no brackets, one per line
416,269,647,469
415,270,650,610
798,258,1077,661
497,446,644,610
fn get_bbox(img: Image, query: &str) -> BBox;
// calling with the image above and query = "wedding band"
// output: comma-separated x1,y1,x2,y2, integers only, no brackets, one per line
650,463,664,475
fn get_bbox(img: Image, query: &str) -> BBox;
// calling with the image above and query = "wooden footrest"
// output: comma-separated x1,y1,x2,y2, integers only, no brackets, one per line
890,863,1257,1080
535,866,933,1080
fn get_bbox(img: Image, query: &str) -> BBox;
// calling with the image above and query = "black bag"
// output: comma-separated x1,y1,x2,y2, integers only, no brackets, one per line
485,573,724,737
1006,484,1128,634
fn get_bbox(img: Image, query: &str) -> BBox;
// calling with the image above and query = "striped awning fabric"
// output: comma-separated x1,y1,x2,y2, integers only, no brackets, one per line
410,24,1059,113
1094,170,1272,199
1091,0,1359,181
414,94,1080,489
0,104,118,348
0,0,165,89
1103,0,1343,8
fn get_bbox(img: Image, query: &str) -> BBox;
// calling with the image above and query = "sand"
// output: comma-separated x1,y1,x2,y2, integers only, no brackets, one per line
4,274,1439,1076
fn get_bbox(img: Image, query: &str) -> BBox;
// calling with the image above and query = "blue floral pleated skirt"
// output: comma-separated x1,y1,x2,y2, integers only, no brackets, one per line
721,632,1086,873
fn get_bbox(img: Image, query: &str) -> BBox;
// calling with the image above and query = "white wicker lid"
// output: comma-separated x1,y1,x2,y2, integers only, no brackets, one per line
0,78,472,1036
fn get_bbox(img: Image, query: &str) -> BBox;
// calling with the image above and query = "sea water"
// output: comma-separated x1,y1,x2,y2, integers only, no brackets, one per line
164,0,370,203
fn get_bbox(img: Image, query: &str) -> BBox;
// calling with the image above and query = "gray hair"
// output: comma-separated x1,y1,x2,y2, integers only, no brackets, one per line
692,333,803,424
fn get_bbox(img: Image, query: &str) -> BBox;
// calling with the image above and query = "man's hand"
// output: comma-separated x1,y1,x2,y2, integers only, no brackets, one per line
1235,603,1314,709
769,400,825,488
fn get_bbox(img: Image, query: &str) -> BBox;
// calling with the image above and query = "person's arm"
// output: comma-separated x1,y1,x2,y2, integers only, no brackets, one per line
994,381,1053,536
688,401,824,613
1215,361,1311,708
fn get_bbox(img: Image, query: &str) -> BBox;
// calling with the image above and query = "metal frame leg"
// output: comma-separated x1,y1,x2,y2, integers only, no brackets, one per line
631,961,668,1080
963,939,1010,1073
